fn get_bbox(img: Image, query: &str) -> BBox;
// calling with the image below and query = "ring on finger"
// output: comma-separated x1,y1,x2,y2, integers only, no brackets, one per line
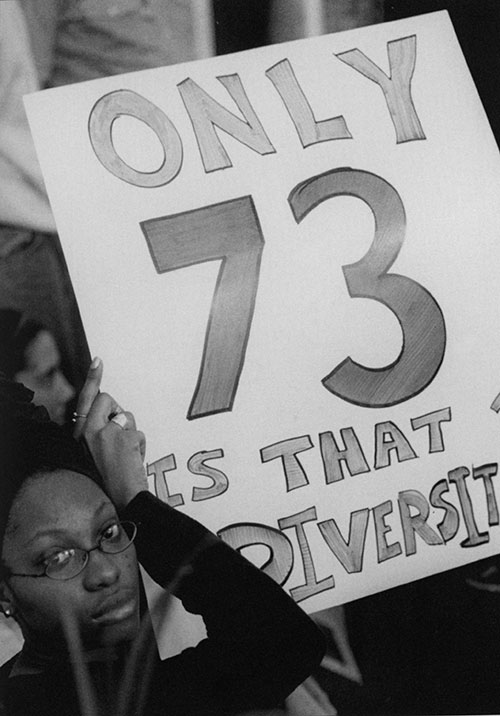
110,412,128,429
72,412,88,423
108,405,124,420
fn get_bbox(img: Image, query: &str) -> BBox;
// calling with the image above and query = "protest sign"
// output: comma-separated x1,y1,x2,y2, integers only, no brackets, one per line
26,11,500,615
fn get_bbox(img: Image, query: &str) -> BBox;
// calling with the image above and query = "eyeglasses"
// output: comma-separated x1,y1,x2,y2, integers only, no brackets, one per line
7,521,138,582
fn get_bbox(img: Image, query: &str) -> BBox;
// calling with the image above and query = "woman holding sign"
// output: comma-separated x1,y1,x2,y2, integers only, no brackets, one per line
0,360,324,716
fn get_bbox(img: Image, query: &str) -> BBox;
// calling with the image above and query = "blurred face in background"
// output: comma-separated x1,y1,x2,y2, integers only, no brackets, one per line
15,330,75,425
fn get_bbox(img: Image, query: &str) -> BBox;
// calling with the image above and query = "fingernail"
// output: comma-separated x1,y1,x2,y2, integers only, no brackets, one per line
90,356,102,370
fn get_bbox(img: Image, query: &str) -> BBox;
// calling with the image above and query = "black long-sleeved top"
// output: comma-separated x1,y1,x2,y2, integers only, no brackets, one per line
0,491,325,716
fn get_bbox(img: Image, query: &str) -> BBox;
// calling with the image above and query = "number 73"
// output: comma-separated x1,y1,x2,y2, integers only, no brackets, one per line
141,167,446,420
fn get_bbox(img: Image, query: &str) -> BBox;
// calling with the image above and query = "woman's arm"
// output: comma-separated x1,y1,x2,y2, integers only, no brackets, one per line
123,489,325,713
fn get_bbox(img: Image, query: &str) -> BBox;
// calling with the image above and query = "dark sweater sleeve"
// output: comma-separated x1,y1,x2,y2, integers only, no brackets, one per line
122,491,325,713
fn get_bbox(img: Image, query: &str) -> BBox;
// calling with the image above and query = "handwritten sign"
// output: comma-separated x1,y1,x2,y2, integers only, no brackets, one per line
26,11,500,614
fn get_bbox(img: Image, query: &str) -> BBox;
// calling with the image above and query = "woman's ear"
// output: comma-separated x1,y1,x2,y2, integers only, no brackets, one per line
0,579,15,618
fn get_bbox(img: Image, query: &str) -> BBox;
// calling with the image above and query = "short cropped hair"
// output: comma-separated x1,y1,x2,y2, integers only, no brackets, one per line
0,376,102,560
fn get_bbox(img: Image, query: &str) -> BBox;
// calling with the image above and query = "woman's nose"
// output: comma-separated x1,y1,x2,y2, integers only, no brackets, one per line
83,549,120,591
55,370,75,402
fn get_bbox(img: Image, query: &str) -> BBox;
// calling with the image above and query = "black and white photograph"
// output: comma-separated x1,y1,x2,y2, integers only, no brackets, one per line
2,2,500,714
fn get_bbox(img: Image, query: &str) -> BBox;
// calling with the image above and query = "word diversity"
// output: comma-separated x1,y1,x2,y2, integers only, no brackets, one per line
148,406,499,602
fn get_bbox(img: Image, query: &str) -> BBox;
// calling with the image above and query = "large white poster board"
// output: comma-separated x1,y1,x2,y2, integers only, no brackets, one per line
26,11,500,614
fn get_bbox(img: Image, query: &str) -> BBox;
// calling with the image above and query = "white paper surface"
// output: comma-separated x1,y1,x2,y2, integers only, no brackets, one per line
26,11,500,614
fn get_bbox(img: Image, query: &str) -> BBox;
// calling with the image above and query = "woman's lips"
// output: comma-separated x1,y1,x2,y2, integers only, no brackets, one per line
92,593,137,625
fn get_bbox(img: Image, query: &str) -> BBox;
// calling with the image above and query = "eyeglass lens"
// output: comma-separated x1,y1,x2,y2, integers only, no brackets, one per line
45,521,137,580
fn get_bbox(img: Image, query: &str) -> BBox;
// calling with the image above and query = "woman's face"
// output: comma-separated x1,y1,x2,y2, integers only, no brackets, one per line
15,330,75,425
1,470,140,651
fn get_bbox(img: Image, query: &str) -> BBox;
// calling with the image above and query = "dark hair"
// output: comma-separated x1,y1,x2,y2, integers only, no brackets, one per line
0,376,102,559
0,309,44,379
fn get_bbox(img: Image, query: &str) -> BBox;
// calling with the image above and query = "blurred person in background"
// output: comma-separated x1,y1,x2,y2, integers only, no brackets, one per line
0,309,75,425
0,0,87,393
0,0,212,393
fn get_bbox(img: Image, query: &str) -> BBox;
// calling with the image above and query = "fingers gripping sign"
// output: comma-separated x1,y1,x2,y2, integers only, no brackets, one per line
109,411,129,429
72,356,103,439
108,409,147,462
76,359,148,511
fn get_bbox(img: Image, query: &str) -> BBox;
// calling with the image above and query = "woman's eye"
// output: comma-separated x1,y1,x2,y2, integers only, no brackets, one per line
101,523,122,543
45,549,75,570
